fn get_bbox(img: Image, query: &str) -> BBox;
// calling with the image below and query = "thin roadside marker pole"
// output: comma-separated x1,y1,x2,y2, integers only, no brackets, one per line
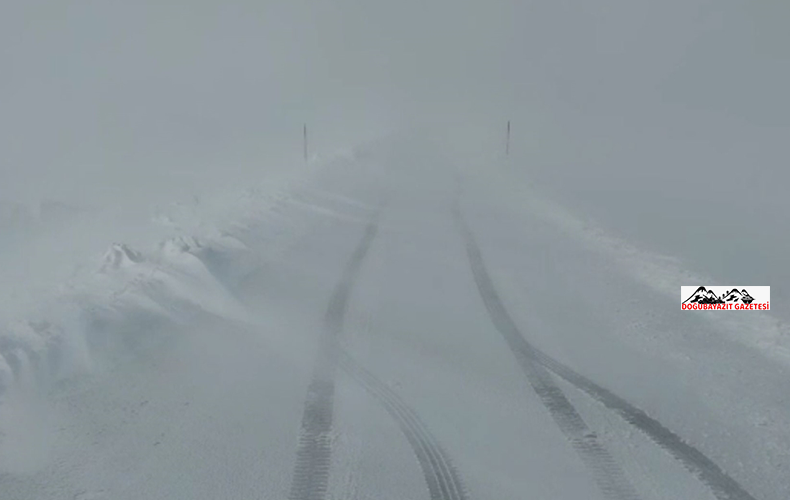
303,124,308,164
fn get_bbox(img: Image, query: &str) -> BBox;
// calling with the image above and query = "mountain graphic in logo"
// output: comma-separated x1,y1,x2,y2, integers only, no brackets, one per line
683,286,755,305
721,288,755,304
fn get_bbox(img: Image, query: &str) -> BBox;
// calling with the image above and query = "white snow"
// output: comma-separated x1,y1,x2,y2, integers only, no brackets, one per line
466,163,790,366
1,140,788,500
0,155,324,409
2,1,788,498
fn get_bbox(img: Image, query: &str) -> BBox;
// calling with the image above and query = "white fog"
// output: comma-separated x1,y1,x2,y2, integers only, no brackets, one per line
1,1,788,499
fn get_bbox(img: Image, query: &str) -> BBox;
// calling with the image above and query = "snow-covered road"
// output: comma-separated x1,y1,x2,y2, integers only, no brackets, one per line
1,142,787,500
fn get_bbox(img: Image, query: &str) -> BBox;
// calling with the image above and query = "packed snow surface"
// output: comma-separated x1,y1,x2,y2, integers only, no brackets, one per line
1,141,788,500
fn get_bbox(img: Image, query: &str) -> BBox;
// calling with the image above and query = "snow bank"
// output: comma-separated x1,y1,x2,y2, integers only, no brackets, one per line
0,230,248,408
0,148,363,411
466,161,790,366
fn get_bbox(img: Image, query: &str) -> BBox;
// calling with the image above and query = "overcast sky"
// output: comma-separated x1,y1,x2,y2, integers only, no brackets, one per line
1,1,787,207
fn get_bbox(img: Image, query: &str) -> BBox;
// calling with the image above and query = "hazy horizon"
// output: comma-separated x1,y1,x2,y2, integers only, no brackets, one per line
2,0,788,298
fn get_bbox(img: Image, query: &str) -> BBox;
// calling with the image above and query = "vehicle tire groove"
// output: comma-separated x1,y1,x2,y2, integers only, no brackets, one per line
455,206,758,500
533,345,759,500
338,350,468,500
455,207,641,500
288,220,379,500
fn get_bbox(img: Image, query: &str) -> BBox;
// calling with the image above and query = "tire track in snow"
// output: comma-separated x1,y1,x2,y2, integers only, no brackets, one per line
288,220,378,500
338,350,468,500
455,207,758,500
455,207,641,500
531,341,759,500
